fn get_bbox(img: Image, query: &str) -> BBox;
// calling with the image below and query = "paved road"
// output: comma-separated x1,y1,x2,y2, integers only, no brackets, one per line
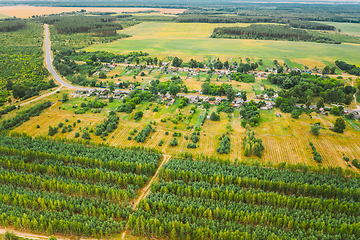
44,24,227,100
44,24,89,90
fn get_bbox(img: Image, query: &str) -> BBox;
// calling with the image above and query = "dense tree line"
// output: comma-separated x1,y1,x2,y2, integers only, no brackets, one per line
0,101,51,131
0,19,26,32
176,15,280,24
0,105,17,118
335,60,360,76
288,20,335,30
41,16,123,36
128,157,360,239
211,24,340,44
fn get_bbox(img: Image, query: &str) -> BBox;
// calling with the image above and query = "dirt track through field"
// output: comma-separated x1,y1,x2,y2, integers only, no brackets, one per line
121,154,171,240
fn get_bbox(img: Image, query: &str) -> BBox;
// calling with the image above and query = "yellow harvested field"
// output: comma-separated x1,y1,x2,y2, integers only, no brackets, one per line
0,6,186,18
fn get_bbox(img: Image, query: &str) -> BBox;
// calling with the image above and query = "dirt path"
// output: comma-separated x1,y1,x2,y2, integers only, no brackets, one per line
121,155,171,240
0,228,65,240
352,77,358,106
132,154,171,210
19,86,63,107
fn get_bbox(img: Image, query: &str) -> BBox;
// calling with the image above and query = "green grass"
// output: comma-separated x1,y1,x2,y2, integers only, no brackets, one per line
283,59,303,69
0,13,10,19
85,22,360,65
345,119,360,132
316,22,360,37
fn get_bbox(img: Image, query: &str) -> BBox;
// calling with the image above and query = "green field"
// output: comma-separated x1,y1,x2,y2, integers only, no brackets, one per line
85,22,360,66
317,21,360,37
0,13,10,19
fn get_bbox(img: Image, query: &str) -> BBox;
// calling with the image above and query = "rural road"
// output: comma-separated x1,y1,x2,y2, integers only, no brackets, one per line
44,24,90,90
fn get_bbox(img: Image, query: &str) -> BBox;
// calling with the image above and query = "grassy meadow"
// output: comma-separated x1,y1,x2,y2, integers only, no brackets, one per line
85,22,360,67
317,21,360,37
8,86,360,173
0,13,10,19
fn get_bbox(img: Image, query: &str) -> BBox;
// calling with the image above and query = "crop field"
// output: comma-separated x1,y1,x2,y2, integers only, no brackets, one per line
85,22,360,66
316,21,360,37
0,6,185,18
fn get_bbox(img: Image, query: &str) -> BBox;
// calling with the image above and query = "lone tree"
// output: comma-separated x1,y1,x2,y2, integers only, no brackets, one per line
310,123,321,136
226,87,236,102
316,97,324,109
210,112,220,121
334,117,346,133
62,93,69,103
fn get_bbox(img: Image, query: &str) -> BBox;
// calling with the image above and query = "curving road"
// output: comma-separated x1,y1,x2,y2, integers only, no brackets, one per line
44,24,225,100
44,24,90,90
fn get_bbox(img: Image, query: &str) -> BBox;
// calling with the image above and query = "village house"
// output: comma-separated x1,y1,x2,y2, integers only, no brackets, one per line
203,96,210,102
231,99,244,108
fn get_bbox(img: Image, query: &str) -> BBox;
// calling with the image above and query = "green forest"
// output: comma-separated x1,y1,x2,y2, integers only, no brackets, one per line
211,24,341,44
0,21,54,103
40,16,123,36
0,133,162,237
129,157,360,239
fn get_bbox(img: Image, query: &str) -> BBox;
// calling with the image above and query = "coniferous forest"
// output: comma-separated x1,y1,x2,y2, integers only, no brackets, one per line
130,157,360,240
0,133,161,237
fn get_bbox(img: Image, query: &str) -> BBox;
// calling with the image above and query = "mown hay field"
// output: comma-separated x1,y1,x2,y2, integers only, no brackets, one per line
9,90,360,172
85,22,360,66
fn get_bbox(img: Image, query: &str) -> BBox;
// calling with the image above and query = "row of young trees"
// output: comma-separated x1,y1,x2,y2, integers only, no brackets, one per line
0,101,51,131
0,145,157,177
159,158,360,196
0,133,162,166
243,127,264,158
128,157,360,239
0,134,164,236
134,124,154,143
0,105,17,118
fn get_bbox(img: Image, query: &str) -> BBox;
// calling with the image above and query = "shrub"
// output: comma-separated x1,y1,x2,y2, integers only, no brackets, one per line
169,137,178,146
